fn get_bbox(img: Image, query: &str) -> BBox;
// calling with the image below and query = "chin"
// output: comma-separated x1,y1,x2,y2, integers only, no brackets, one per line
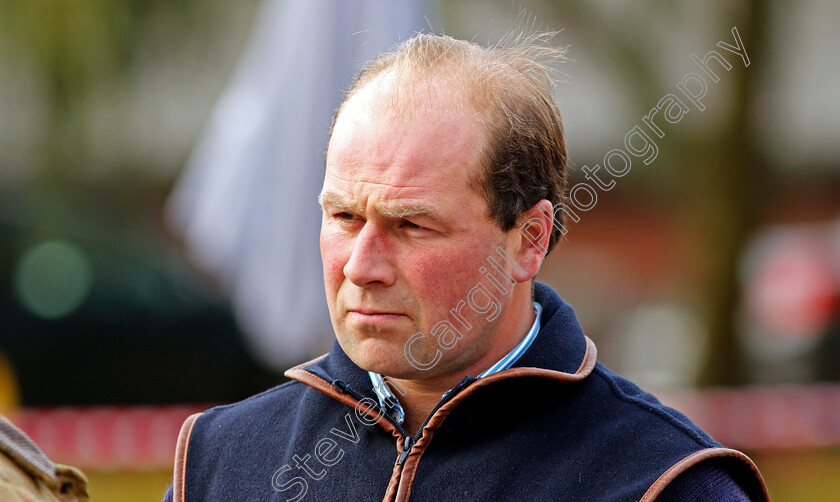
338,334,401,373
359,353,449,381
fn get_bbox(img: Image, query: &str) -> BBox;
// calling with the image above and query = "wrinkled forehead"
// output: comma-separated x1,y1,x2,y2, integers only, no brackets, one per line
329,71,486,167
323,72,490,217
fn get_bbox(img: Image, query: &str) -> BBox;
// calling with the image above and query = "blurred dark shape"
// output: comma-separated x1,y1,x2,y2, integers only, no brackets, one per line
815,317,840,381
739,220,840,383
0,219,281,406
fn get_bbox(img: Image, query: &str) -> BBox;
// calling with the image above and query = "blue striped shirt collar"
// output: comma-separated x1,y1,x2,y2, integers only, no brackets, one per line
369,301,542,425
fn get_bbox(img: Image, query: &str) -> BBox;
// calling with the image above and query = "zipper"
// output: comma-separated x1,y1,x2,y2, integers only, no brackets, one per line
332,379,410,437
331,376,477,467
396,436,415,465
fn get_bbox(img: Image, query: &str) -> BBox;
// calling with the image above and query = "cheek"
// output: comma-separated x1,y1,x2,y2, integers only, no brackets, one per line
402,239,493,311
320,230,348,291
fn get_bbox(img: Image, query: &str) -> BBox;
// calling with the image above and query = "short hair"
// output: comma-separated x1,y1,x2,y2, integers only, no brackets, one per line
329,32,569,254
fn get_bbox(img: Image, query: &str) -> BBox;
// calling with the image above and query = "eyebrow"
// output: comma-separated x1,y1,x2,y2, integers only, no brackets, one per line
318,191,441,221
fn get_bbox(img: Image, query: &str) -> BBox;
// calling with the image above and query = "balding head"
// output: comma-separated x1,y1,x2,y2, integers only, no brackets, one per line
329,33,569,253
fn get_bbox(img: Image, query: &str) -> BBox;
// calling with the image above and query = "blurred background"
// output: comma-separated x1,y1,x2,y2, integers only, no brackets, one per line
1,0,838,500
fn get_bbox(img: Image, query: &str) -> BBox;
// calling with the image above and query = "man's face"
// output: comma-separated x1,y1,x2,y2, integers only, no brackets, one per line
320,77,519,380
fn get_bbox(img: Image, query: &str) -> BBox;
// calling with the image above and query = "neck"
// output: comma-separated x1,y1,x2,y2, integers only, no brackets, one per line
391,284,536,435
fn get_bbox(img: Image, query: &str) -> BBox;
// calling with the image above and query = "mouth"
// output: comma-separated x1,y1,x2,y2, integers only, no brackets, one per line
346,309,407,324
350,308,403,315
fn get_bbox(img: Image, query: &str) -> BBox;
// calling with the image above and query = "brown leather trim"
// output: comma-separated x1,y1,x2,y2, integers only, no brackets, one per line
639,447,769,502
286,359,407,502
289,338,598,502
394,436,422,502
173,412,202,502
574,336,598,376
390,336,598,501
423,335,597,430
285,360,400,438
382,436,407,502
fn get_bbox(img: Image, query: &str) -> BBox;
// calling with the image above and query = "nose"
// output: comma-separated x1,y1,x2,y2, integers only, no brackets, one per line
343,222,397,287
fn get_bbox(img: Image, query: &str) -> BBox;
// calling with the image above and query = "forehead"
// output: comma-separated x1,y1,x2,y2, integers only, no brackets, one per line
324,74,487,210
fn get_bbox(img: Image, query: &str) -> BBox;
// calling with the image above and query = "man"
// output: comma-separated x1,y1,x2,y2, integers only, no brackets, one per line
164,33,768,501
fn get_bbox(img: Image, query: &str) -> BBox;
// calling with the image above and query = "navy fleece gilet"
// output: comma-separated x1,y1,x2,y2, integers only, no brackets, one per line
166,282,767,501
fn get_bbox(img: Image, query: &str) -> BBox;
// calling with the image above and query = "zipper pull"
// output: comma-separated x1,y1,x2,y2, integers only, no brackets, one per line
396,436,415,465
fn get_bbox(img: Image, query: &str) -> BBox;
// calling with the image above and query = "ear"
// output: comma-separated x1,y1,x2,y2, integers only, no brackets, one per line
508,199,554,282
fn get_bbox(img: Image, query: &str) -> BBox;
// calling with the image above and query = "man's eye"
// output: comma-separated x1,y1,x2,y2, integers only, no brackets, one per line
333,212,354,220
402,220,423,230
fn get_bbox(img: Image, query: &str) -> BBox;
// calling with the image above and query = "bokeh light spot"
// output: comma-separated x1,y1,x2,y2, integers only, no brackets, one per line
14,240,93,319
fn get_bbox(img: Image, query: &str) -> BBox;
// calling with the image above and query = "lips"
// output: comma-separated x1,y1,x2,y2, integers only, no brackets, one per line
345,308,408,325
349,308,404,316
